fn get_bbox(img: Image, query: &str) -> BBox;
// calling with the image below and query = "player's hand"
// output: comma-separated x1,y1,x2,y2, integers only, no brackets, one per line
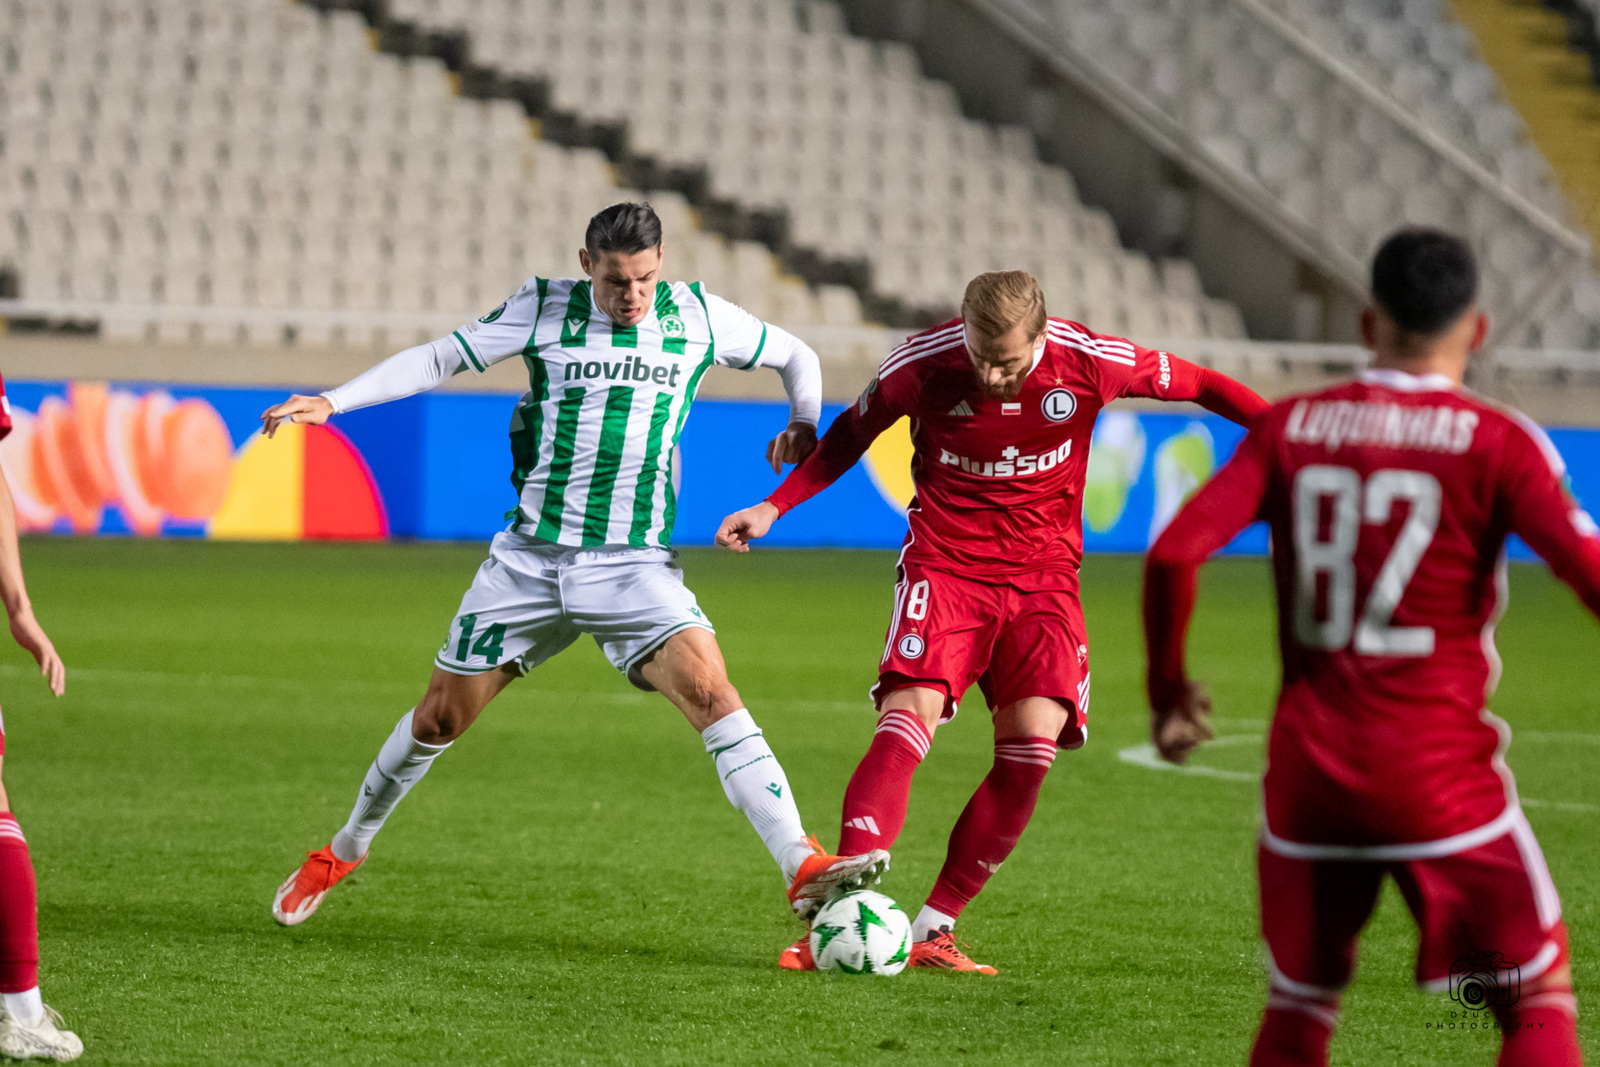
261,394,334,438
8,608,63,697
1151,680,1213,765
766,421,818,475
716,501,780,553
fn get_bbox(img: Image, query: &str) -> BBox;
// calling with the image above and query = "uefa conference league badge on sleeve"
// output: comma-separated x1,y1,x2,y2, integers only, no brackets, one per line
859,378,878,415
479,303,507,324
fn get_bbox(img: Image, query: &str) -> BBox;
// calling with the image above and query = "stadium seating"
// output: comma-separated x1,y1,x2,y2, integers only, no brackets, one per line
1040,0,1600,349
0,0,879,347
374,0,1247,339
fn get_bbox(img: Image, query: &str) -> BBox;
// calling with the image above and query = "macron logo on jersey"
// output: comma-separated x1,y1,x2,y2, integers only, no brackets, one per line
1285,399,1479,454
940,439,1072,478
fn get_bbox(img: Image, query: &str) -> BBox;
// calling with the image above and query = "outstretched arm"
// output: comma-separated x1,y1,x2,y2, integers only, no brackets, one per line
716,375,904,551
261,339,465,437
754,326,823,474
1499,423,1600,618
701,293,825,474
1130,353,1269,427
1143,427,1272,761
263,281,544,436
0,467,62,696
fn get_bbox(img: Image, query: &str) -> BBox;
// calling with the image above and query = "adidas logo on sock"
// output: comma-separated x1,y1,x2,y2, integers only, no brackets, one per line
948,400,975,417
845,815,881,835
978,860,1003,874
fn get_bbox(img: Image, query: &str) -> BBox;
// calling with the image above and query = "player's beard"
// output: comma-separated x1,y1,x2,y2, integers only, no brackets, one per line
978,376,1026,401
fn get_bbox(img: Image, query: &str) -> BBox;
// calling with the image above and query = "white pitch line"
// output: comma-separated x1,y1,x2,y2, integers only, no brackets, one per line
1516,732,1600,745
1117,735,1599,813
1116,741,1260,783
1522,797,1600,813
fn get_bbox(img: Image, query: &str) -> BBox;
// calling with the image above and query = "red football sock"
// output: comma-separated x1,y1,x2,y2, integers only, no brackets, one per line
1249,997,1337,1067
923,738,1055,919
1497,993,1581,1067
0,815,38,994
837,709,932,855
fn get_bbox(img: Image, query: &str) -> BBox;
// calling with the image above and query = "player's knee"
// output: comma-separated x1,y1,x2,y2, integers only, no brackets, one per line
1518,962,1572,1000
413,694,477,744
686,666,740,718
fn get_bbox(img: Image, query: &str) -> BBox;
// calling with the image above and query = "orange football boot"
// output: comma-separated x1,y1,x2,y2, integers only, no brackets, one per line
272,845,364,926
909,930,998,974
778,935,815,971
785,835,890,918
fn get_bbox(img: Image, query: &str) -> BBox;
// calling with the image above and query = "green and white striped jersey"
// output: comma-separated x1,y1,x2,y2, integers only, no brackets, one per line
448,277,777,549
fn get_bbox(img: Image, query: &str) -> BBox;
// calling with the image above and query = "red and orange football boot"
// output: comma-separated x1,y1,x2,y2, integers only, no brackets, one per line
785,835,890,919
909,930,998,975
272,845,364,926
778,935,815,971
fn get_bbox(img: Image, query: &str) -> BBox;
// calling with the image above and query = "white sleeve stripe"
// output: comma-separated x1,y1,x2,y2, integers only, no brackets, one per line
1048,325,1137,366
1506,409,1567,479
881,326,967,379
881,331,963,375
880,338,964,381
881,323,964,370
1048,321,1136,354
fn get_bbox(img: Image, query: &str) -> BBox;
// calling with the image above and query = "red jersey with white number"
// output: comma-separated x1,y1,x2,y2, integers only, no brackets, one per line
768,318,1266,577
1146,369,1600,853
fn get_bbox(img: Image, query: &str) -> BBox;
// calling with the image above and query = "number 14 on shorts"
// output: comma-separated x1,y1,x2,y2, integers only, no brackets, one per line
449,613,507,667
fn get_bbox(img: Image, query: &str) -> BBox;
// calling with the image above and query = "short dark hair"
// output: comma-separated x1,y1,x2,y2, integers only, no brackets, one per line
585,202,662,257
1370,227,1478,336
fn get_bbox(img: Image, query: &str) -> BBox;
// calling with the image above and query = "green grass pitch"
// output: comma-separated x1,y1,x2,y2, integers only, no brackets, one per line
2,537,1595,1065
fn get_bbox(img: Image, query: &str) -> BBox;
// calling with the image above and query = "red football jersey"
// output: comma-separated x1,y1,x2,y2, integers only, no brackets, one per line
1146,368,1600,852
0,371,11,441
768,318,1266,575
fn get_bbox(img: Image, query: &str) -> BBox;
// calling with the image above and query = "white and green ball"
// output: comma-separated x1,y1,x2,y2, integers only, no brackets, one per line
809,891,912,976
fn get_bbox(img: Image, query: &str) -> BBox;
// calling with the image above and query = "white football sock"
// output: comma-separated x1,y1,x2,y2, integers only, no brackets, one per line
3,987,42,1026
912,905,956,942
330,710,451,863
702,709,811,882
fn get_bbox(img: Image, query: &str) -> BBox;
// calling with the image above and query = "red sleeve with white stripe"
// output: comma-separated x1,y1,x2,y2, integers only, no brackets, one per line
1498,417,1600,618
1048,320,1267,427
765,332,925,516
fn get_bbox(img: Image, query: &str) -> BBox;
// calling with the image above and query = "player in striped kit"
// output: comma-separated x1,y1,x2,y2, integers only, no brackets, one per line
265,203,887,928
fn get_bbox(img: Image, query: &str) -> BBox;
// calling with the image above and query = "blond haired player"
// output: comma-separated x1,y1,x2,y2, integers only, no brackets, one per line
264,203,887,932
721,271,1266,972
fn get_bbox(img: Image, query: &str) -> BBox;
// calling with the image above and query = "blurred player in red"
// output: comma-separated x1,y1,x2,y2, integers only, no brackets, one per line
0,375,77,1061
718,271,1267,972
1144,229,1593,1067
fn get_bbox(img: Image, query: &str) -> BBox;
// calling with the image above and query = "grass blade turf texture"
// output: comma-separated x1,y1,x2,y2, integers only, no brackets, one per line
6,539,1595,1064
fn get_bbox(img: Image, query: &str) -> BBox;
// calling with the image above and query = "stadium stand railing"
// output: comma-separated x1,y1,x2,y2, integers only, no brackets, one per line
961,0,1597,349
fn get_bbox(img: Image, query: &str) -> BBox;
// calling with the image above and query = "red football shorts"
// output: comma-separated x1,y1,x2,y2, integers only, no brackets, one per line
1258,811,1568,997
871,559,1089,748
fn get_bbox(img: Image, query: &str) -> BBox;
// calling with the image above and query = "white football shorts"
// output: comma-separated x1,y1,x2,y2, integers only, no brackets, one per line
433,530,714,688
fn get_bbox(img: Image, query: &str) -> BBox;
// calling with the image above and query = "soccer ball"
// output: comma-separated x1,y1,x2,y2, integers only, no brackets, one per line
809,890,912,976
